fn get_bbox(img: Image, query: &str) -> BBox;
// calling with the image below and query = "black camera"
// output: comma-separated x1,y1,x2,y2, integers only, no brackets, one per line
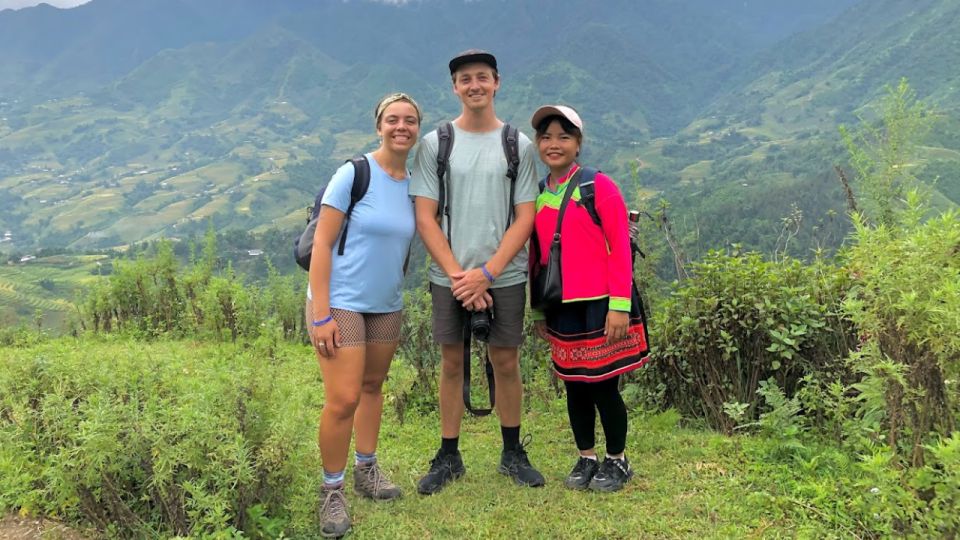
470,310,492,342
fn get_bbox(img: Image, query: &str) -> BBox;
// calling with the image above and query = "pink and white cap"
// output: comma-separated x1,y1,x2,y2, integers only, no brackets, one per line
530,104,583,131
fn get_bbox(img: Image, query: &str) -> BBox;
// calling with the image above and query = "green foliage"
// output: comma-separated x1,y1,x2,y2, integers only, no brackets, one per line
648,250,855,432
394,288,439,417
0,338,321,538
842,208,960,464
79,235,305,343
840,79,935,227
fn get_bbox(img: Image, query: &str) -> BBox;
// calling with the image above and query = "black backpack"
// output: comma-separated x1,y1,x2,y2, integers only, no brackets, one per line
294,156,370,271
538,168,645,262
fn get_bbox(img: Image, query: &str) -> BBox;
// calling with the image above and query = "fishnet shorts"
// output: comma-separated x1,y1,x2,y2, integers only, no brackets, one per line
330,308,403,347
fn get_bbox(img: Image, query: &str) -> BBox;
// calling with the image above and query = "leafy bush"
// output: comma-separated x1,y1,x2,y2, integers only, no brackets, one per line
647,250,856,432
0,337,322,538
79,234,305,343
842,208,960,465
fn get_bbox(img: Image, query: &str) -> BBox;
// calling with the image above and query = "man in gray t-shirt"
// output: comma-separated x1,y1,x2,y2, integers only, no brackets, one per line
410,49,544,494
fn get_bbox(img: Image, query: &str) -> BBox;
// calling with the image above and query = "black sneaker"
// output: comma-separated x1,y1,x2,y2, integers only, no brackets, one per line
498,438,545,487
588,456,633,492
564,456,600,490
417,450,466,495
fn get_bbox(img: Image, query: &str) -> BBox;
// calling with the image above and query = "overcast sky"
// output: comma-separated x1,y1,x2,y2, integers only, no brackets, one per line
0,0,90,10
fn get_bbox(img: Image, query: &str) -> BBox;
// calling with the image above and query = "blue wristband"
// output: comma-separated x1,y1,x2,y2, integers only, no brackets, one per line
312,315,333,327
481,264,495,283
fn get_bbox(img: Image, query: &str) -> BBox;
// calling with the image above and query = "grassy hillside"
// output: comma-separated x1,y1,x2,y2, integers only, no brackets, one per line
622,0,960,259
3,204,958,537
0,337,883,538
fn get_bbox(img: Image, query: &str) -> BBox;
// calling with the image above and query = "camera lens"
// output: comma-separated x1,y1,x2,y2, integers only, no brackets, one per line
470,311,491,342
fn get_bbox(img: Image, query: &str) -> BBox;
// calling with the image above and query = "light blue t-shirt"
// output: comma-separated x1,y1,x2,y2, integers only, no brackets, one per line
309,154,415,313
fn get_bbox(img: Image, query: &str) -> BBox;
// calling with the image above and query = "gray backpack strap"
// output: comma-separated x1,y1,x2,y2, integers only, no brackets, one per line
436,122,454,243
501,123,520,226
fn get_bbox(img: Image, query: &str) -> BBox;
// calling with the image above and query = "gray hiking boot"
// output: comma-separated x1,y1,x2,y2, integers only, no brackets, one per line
353,461,402,501
318,485,350,538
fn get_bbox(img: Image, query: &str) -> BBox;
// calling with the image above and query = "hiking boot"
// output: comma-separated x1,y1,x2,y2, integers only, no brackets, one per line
564,456,600,490
417,450,466,495
354,461,402,501
588,456,633,492
498,437,545,487
318,485,350,538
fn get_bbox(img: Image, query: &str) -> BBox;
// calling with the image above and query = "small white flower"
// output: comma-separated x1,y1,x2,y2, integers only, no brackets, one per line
870,487,880,494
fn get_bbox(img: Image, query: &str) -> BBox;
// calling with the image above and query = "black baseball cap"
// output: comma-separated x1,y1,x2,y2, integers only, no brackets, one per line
448,49,498,75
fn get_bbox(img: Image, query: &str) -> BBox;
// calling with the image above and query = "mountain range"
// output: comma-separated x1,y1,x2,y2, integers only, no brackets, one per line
0,0,956,256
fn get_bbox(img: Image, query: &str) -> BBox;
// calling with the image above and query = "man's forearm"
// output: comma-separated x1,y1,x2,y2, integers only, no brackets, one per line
416,212,462,279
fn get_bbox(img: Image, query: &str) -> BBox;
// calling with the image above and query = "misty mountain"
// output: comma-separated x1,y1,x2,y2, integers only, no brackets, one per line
3,0,956,256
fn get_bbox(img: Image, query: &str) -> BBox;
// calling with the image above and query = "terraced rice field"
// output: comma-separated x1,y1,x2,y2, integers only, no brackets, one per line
0,255,105,330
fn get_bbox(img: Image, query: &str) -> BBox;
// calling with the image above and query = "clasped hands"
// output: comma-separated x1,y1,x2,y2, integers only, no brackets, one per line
450,267,494,311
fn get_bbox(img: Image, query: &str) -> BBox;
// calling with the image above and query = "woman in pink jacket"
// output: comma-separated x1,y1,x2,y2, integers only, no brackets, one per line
529,104,649,492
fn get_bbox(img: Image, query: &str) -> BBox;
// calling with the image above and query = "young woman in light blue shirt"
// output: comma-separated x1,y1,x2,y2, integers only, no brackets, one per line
306,93,420,538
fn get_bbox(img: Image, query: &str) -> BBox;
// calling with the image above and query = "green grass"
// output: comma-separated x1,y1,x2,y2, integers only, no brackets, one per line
363,408,785,539
0,336,867,538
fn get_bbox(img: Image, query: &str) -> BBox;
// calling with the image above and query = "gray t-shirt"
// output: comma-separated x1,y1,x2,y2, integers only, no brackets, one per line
410,124,539,288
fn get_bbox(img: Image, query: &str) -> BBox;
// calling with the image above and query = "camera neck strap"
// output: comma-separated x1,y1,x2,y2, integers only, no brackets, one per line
462,315,496,417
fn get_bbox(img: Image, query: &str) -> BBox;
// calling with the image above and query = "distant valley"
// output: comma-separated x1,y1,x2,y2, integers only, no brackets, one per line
1,0,958,326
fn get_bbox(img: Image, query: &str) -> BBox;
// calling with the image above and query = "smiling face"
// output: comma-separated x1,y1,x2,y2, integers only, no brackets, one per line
537,118,581,173
376,100,420,154
451,62,500,112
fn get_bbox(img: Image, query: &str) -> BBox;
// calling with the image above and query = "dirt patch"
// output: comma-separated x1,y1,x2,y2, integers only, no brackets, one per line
0,515,91,540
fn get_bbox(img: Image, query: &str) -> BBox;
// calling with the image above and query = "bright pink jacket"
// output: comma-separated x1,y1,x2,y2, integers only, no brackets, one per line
531,163,633,316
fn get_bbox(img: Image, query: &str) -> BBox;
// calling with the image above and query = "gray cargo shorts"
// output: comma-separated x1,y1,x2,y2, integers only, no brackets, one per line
429,282,526,347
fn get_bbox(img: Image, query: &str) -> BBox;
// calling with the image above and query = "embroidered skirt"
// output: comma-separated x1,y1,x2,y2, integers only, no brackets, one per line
544,284,650,382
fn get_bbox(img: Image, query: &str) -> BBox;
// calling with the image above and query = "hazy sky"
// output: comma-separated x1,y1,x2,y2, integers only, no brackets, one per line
0,0,90,10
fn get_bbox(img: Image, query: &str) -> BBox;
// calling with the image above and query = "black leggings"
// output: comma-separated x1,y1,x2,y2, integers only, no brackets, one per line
564,376,628,455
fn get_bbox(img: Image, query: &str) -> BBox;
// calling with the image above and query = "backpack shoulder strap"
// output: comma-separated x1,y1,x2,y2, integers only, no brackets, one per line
577,167,602,228
436,123,454,220
501,123,520,183
337,156,371,255
501,123,520,225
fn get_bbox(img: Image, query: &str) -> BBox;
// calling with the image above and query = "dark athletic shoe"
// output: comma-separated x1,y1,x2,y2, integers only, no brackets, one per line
417,450,466,495
317,485,350,538
564,456,600,490
498,439,545,487
588,456,633,492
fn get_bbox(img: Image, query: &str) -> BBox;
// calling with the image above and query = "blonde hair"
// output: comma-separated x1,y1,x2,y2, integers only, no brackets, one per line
374,93,422,128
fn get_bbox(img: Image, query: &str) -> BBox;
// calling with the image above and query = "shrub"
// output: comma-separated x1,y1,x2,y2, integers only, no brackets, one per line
0,338,321,538
78,237,305,344
647,250,855,432
842,208,960,465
